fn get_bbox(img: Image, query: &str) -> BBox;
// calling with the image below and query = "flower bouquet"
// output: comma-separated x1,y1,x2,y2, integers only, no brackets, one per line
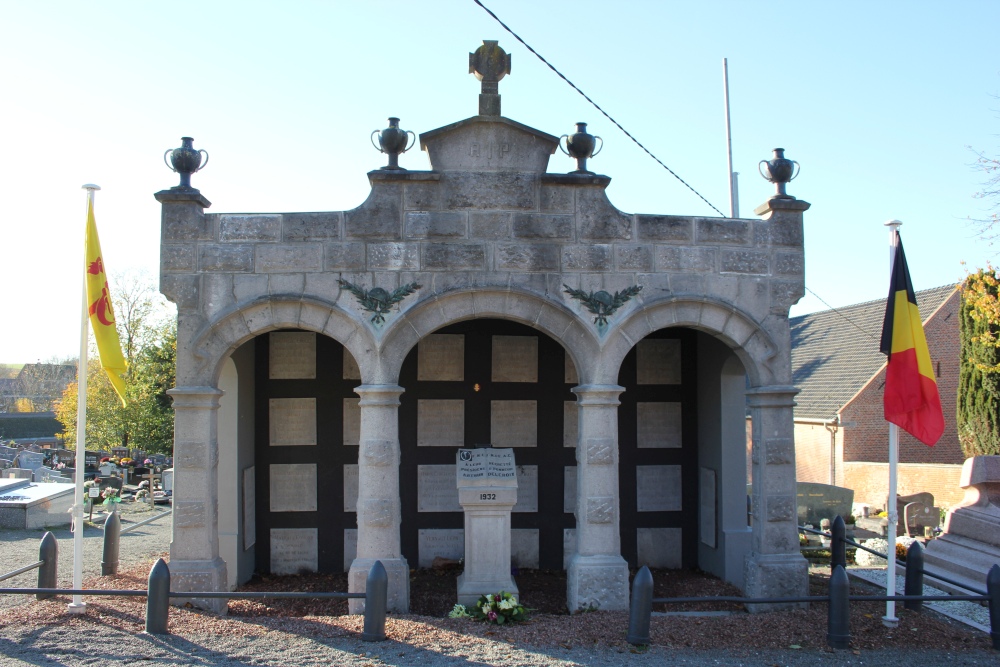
449,591,528,625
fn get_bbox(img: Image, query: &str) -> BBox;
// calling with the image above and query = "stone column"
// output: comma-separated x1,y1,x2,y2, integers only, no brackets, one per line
167,386,228,614
348,384,409,613
744,385,808,611
566,384,629,612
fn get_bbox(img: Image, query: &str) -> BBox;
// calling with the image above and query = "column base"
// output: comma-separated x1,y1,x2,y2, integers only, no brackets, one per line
169,557,229,615
743,552,808,612
566,554,629,613
348,557,410,614
457,571,518,608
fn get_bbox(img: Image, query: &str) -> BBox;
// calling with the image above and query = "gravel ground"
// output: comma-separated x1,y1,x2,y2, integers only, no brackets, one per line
1,509,996,666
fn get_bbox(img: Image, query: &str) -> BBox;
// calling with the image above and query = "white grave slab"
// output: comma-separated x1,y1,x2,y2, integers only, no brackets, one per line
343,464,358,512
418,529,465,567
491,400,536,447
492,335,537,382
564,466,577,513
511,529,539,568
636,465,682,512
243,466,256,550
269,332,316,379
269,464,317,512
343,348,361,380
418,399,464,447
269,398,317,446
270,528,318,574
418,334,465,381
513,465,538,513
344,528,357,572
637,402,682,448
343,398,360,447
636,338,681,385
563,401,577,447
700,467,717,547
637,527,682,568
418,465,461,512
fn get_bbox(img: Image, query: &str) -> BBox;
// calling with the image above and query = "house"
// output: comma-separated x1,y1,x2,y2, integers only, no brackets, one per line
788,284,963,507
0,363,76,413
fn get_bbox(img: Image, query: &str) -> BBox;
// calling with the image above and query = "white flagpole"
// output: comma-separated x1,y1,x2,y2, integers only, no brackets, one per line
69,184,100,614
883,219,902,627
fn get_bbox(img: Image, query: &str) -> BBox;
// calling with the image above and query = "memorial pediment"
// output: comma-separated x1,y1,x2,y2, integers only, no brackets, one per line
419,116,558,173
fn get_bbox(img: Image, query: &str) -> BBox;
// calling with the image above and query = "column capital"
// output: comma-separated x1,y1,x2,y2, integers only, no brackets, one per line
571,384,625,406
745,385,798,408
167,386,223,409
355,384,405,406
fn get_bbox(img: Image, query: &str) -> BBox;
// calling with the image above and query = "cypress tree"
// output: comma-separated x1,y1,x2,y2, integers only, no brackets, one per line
959,269,1000,457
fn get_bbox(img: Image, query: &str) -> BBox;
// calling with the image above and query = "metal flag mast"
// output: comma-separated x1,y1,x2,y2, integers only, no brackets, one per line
69,183,101,614
882,218,902,627
723,58,739,218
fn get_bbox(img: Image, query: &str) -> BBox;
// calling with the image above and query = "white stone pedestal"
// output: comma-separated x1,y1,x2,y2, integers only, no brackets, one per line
455,448,518,607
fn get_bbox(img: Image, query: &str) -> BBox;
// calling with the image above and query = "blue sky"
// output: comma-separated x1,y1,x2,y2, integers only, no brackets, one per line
2,0,998,362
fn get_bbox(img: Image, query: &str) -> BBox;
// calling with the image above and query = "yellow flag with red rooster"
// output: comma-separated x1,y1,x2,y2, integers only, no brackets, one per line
85,199,127,405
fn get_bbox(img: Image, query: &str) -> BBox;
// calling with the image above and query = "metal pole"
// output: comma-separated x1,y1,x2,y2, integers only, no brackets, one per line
987,564,1000,650
627,565,654,645
883,218,902,627
831,515,847,572
36,532,58,600
145,558,170,634
361,560,387,642
827,564,851,649
102,508,121,576
723,58,736,218
904,541,924,612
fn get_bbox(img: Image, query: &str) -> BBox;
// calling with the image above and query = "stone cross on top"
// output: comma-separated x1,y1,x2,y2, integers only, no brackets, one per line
469,40,511,116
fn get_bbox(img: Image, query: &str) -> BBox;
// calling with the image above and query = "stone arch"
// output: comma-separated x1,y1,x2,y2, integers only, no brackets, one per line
602,296,779,387
189,296,379,386
378,287,600,385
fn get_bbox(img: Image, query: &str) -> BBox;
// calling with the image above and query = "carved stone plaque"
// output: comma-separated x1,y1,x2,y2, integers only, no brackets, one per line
344,529,357,572
637,527,682,568
343,348,361,380
491,400,536,447
456,448,516,483
243,466,256,550
700,467,717,548
269,398,317,447
513,465,538,513
269,464,317,512
343,464,358,512
636,338,681,385
563,401,577,447
564,466,577,514
269,332,316,379
418,465,461,512
492,335,537,382
343,398,361,447
418,333,464,381
418,399,464,447
636,465,682,512
565,351,578,384
511,529,539,568
418,529,464,567
637,402,682,448
270,528,318,574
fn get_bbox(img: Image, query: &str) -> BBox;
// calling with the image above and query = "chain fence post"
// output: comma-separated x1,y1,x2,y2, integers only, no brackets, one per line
145,558,170,634
831,515,847,571
827,564,851,649
626,565,653,646
361,560,387,641
987,564,1000,650
36,531,58,600
102,508,121,576
904,541,924,612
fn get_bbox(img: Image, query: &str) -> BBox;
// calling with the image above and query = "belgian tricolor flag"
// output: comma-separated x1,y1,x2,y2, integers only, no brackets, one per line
879,231,944,445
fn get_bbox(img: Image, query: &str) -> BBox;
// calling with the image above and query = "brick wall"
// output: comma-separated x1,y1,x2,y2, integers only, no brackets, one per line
793,422,835,484
842,462,964,509
841,289,962,466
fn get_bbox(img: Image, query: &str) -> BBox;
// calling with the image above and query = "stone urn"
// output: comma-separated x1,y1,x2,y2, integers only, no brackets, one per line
163,137,209,190
371,117,416,170
758,148,799,199
559,122,603,174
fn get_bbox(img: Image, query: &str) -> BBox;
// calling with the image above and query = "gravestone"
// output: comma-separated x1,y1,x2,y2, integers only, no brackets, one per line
15,451,45,471
904,501,940,537
32,467,52,482
455,447,518,606
796,482,854,526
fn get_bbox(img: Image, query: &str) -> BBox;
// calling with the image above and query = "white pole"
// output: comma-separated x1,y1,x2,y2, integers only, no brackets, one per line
69,184,100,614
723,58,736,218
883,218,902,627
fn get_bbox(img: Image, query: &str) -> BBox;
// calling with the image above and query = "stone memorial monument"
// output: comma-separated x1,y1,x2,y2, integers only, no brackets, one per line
456,447,518,606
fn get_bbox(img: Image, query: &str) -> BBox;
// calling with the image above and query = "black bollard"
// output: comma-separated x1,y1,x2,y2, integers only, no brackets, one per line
988,564,1000,650
36,531,58,600
361,560,387,642
102,508,121,576
145,558,170,634
904,541,924,612
827,564,851,649
627,565,653,646
831,515,847,571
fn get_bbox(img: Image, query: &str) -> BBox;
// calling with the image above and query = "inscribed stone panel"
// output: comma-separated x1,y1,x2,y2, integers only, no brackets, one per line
270,528,318,574
513,465,538,513
343,348,361,380
269,464,317,512
563,401,578,447
491,336,538,382
636,339,681,385
344,529,357,572
343,464,358,512
418,529,464,567
563,529,577,569
269,398,317,446
637,528,682,568
564,351,578,384
636,402,682,448
700,467,717,547
418,465,461,512
343,398,361,447
491,401,537,447
418,400,464,447
564,466,577,514
269,332,317,379
511,529,540,568
418,334,465,381
636,465,682,512
243,466,256,550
